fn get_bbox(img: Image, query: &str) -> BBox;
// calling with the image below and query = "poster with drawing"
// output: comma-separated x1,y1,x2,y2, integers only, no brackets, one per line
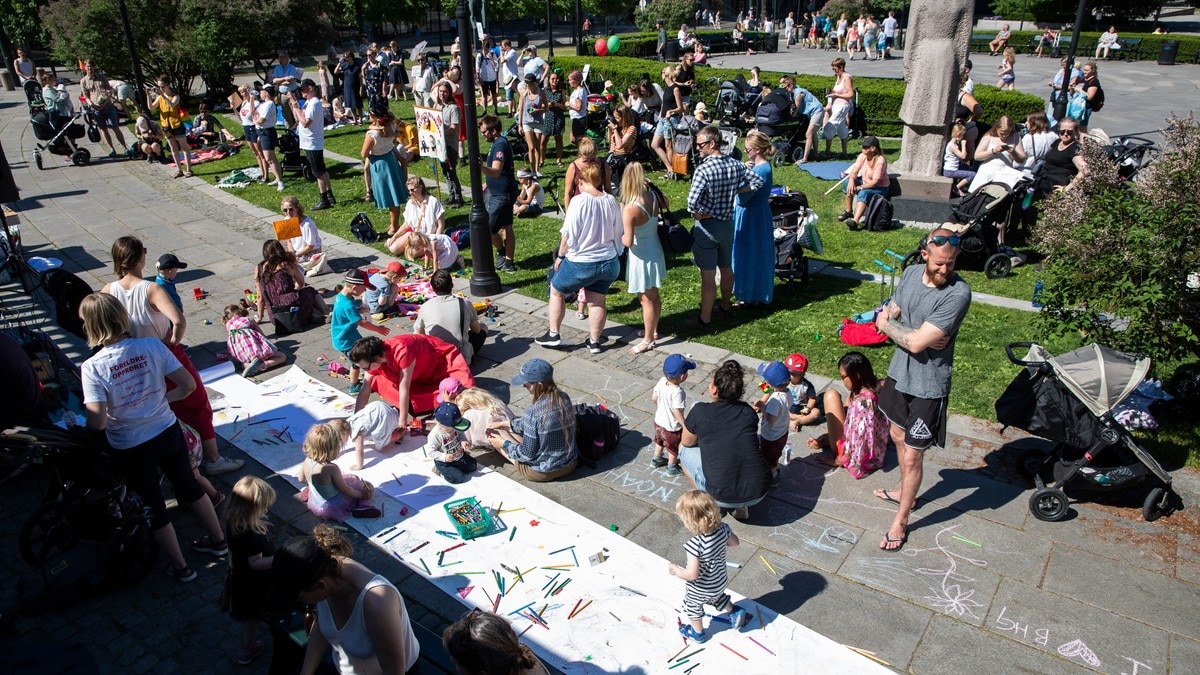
414,106,446,162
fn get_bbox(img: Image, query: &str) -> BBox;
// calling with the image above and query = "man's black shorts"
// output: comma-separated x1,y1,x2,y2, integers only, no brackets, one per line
304,149,327,177
878,377,948,451
485,193,515,234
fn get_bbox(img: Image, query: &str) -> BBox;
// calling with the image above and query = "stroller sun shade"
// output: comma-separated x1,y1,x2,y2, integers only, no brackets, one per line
1037,343,1150,417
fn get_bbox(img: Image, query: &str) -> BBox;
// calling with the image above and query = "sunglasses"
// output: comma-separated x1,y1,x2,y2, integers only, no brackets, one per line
928,235,961,247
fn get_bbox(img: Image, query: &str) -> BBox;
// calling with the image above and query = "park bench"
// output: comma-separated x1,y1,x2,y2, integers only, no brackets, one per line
1118,37,1143,61
971,33,996,53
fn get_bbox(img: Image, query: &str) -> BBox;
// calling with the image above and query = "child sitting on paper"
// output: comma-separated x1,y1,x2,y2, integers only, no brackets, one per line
297,423,381,519
423,402,478,484
668,490,748,643
222,303,286,377
752,361,793,486
328,401,403,471
783,352,820,430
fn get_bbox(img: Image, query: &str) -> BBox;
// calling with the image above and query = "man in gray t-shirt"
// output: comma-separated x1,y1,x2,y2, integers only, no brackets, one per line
872,229,971,551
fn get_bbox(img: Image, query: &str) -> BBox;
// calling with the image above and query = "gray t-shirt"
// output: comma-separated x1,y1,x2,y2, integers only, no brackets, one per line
886,264,972,399
413,294,478,362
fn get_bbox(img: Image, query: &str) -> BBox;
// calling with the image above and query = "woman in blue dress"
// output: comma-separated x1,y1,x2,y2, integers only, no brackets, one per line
336,51,361,119
620,162,667,355
732,130,776,306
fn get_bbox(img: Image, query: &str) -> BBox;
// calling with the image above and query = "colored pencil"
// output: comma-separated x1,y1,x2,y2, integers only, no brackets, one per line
620,585,647,597
569,600,592,619
518,624,532,637
540,564,573,570
410,541,429,553
549,546,575,554
683,664,700,674
676,617,687,647
249,417,284,425
498,507,525,514
541,572,561,590
435,530,460,539
228,428,243,442
442,542,466,554
609,611,621,622
420,559,431,575
523,611,549,629
391,472,402,485
509,526,517,541
382,529,406,544
668,660,690,669
569,599,582,618
553,579,571,595
507,602,536,616
668,643,688,662
495,501,503,513
721,643,748,660
439,560,463,567
759,554,778,576
570,549,578,567
749,636,775,655
677,648,704,661
460,571,484,575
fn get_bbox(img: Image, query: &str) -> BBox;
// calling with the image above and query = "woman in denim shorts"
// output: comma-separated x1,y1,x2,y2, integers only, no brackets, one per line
534,162,623,354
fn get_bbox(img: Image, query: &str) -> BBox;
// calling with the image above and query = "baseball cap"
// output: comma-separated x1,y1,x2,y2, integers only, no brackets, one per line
663,354,697,379
299,78,317,90
343,268,376,290
385,261,407,277
433,402,471,431
511,358,553,386
861,135,880,149
156,253,188,270
784,353,808,374
437,377,464,403
757,361,790,388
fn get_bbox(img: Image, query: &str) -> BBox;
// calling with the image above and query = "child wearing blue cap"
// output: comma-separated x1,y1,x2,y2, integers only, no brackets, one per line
650,354,697,474
424,402,478,484
753,361,794,485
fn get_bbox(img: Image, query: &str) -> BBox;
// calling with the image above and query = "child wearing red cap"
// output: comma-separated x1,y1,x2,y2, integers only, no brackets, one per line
784,353,820,430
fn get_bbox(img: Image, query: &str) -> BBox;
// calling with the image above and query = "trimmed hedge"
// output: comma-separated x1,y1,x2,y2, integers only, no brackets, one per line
977,30,1200,62
546,55,1045,137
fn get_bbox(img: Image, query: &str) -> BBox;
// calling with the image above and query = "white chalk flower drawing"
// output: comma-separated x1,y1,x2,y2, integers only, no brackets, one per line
907,525,989,620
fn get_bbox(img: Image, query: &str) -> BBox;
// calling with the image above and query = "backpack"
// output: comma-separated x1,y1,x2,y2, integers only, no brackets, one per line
840,389,889,479
862,193,894,232
18,542,110,614
42,269,94,340
350,212,379,243
839,317,889,346
447,225,470,248
574,403,620,468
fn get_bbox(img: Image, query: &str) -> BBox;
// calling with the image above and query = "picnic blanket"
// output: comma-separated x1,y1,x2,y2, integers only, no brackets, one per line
796,161,853,181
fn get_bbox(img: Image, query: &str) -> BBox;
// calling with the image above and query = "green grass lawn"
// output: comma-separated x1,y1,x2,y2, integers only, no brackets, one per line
186,102,1196,468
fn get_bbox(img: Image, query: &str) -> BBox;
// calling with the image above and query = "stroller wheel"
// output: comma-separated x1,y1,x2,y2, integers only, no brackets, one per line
19,502,77,566
1030,487,1070,522
34,150,44,170
771,150,790,168
901,249,922,270
71,148,91,167
984,252,1012,279
1142,487,1182,522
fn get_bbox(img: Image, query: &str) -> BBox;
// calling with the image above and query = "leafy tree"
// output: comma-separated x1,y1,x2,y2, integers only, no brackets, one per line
0,0,48,47
990,0,1160,24
1035,115,1200,363
633,0,693,33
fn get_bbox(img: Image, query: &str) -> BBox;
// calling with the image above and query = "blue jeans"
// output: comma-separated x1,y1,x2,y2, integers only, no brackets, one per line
679,445,767,510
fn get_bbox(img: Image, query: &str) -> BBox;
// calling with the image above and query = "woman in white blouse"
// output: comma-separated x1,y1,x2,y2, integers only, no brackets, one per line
386,176,445,255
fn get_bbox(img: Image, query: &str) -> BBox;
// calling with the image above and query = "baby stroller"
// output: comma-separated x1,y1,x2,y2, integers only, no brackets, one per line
713,75,759,132
903,172,1037,279
585,94,613,150
30,108,91,170
995,343,1183,523
770,191,817,292
277,129,315,180
1,427,159,585
504,120,530,160
1092,130,1157,181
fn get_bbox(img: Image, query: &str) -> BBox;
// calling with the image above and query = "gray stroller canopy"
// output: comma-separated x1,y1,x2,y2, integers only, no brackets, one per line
1021,343,1151,418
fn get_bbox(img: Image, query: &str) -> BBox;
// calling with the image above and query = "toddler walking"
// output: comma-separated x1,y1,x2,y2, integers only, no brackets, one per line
297,423,381,519
332,269,390,394
222,303,286,377
650,354,696,475
753,361,793,485
423,402,478,484
668,490,748,643
328,401,403,470
222,476,276,666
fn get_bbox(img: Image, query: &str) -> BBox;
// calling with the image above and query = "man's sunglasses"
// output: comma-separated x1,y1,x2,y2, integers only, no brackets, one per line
928,235,961,247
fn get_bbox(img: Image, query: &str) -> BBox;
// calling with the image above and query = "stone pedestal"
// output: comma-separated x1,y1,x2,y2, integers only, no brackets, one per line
892,173,955,226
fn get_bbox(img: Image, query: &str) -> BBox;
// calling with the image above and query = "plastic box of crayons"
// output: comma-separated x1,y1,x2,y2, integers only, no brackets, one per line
443,497,493,539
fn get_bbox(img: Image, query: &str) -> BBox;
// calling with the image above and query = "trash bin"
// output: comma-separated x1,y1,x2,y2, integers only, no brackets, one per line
664,40,679,62
763,33,780,53
1158,40,1180,66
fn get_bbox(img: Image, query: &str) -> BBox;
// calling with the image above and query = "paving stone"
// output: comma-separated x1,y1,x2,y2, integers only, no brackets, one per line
1026,504,1178,575
984,578,1170,673
1177,533,1200,587
1169,635,1200,675
910,615,1093,675
747,497,862,573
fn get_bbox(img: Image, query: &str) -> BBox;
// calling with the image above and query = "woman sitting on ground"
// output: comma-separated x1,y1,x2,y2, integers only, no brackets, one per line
254,239,320,326
486,358,578,482
386,176,444,254
807,351,888,478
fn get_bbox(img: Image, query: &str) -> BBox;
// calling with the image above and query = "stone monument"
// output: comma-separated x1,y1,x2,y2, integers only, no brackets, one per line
893,0,973,203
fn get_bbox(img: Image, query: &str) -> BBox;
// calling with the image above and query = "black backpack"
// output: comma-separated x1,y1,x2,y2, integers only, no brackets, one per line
42,269,94,340
350,212,379,243
863,194,894,232
574,403,620,468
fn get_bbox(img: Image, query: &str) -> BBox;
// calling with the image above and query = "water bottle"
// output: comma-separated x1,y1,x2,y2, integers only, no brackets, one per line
1032,280,1044,308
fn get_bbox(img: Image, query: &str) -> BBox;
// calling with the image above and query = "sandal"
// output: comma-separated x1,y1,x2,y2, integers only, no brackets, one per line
364,192,374,202
173,171,184,179
628,340,655,355
182,171,194,178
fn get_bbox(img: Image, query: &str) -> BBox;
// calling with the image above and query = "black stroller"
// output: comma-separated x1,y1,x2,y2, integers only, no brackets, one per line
1,427,159,584
277,129,316,180
30,109,92,170
769,191,816,292
996,343,1183,522
903,172,1038,279
713,75,759,132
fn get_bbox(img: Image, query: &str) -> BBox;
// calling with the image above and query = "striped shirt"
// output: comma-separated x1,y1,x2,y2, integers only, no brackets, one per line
687,152,763,221
684,522,732,602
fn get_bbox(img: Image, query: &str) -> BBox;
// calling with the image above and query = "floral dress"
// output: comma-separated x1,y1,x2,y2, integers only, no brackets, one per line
543,89,565,137
363,61,386,111
839,387,889,479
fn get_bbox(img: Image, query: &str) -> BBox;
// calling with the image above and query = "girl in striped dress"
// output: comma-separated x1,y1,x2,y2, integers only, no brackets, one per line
222,304,285,377
668,490,749,642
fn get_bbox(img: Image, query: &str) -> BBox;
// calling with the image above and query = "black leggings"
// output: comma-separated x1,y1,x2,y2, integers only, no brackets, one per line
110,421,204,529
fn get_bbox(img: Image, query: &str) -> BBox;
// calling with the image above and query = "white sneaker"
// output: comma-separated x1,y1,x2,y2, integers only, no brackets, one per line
732,506,750,520
202,456,245,475
276,181,286,192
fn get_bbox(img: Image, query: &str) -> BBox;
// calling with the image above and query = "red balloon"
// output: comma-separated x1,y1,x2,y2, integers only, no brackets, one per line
594,38,608,56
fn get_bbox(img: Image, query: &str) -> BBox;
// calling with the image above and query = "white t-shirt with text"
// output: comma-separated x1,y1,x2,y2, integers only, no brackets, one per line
82,337,183,449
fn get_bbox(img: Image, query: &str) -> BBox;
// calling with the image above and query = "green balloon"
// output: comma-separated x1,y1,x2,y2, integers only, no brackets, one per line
607,35,620,54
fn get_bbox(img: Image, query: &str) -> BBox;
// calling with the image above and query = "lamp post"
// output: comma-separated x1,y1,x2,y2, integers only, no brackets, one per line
546,0,554,57
115,0,148,106
575,0,585,55
1052,0,1088,123
458,0,501,296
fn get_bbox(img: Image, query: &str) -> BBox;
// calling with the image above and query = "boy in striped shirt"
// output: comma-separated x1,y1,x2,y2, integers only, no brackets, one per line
668,490,748,642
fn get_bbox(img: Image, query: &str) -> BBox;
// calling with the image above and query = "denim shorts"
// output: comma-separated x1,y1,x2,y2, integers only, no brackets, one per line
486,193,515,234
258,127,278,151
96,106,120,128
552,256,620,296
691,217,734,270
855,186,889,205
242,125,259,143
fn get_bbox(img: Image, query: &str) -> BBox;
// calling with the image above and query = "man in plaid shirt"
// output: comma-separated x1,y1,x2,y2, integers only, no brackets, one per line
687,126,764,326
